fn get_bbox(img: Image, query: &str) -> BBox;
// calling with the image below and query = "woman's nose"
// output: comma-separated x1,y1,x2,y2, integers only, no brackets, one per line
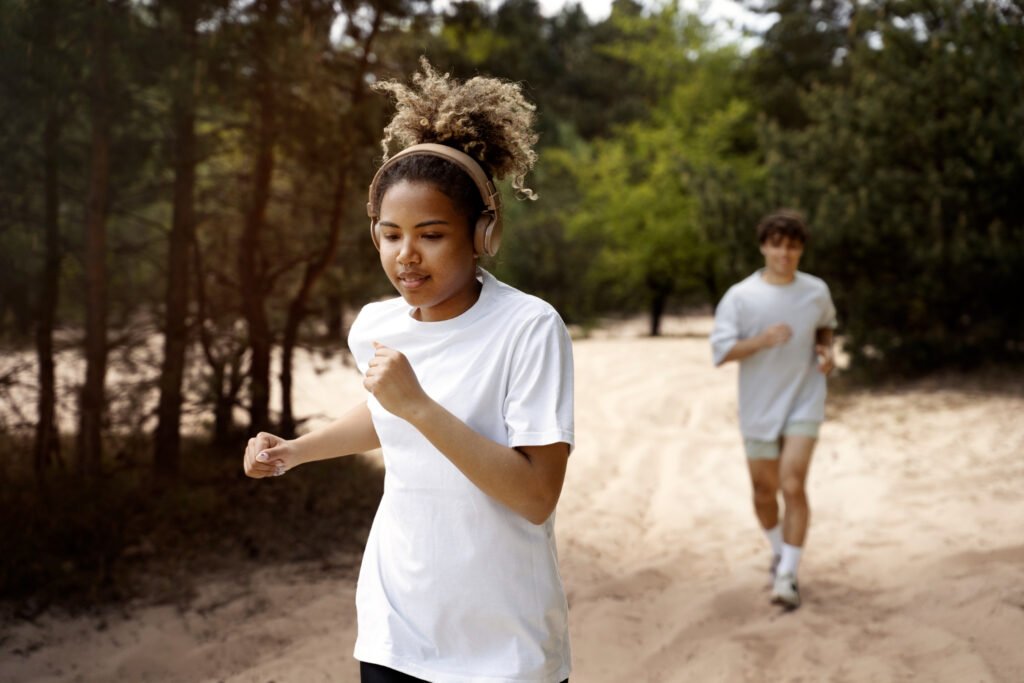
397,237,419,264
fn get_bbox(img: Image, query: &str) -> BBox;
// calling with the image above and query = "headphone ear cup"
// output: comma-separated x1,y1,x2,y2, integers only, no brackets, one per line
474,212,501,257
370,219,381,251
473,214,489,255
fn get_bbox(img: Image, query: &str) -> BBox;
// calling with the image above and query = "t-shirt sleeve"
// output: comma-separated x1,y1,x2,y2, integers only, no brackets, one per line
817,281,838,330
346,306,374,375
503,311,575,453
710,289,740,366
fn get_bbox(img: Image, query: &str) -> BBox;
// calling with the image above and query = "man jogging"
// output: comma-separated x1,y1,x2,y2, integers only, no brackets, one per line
710,209,837,609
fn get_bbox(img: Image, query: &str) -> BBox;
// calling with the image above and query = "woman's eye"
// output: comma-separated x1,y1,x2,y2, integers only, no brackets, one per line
382,233,400,241
422,233,443,240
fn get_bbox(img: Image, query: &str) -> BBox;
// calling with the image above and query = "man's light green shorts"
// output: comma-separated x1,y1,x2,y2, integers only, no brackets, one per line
744,420,821,460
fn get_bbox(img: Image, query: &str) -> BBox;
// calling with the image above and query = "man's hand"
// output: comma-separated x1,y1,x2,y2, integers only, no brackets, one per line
364,343,432,422
759,323,793,349
815,343,835,375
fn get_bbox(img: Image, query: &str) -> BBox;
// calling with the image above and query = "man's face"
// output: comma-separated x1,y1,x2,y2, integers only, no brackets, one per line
760,234,804,281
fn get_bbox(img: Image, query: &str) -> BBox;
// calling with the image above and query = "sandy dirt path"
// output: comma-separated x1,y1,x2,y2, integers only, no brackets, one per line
5,317,1024,682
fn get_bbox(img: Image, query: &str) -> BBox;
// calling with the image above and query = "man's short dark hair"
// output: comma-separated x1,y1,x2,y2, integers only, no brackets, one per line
757,209,809,245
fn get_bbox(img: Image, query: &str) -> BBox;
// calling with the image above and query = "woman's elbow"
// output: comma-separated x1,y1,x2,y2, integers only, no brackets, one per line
512,445,567,524
524,508,554,526
522,491,560,525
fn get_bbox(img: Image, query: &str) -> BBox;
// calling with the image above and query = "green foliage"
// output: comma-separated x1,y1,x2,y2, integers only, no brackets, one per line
432,0,654,144
0,0,84,339
765,0,1024,373
422,0,696,326
490,133,605,325
569,127,704,314
744,0,852,129
563,2,765,330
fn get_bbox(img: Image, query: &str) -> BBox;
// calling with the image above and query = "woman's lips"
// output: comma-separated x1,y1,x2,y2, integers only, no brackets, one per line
398,273,429,290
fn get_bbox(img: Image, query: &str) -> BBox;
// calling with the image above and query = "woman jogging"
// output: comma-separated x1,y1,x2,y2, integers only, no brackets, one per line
243,59,574,683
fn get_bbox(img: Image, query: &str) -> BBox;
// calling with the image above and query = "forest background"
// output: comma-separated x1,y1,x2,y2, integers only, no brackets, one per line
1,0,1021,614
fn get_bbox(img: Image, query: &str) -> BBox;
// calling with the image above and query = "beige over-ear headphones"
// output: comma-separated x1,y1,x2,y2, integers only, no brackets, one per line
366,143,504,257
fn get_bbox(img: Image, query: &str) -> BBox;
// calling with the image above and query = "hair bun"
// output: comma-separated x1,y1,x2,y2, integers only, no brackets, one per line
373,58,539,200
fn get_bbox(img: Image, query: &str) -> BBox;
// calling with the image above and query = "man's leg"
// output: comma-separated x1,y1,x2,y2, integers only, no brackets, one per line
771,433,818,608
745,442,782,578
746,456,781,531
778,434,817,548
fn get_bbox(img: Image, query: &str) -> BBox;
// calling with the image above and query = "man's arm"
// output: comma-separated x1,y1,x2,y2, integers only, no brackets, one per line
717,323,793,365
815,327,835,374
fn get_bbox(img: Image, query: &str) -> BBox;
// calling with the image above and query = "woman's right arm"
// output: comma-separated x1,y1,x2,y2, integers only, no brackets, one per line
243,401,380,478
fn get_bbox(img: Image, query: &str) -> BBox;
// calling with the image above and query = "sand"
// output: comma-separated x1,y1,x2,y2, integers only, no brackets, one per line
4,316,1024,682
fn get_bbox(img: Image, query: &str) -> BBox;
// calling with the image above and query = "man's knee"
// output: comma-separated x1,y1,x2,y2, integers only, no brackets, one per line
751,479,778,503
780,476,806,501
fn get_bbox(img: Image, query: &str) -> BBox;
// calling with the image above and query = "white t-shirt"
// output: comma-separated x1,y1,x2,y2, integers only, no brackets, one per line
347,269,575,683
710,270,837,441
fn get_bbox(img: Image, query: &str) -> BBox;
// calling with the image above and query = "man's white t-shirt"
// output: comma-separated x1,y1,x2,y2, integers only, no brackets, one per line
710,270,837,441
347,269,575,683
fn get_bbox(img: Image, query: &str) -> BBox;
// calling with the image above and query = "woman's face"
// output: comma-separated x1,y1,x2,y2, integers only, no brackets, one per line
377,180,481,322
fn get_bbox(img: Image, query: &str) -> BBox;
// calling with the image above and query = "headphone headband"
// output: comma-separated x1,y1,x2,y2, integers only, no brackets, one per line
366,143,503,256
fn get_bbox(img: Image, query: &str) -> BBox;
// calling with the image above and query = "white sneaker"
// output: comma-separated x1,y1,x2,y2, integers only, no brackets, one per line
771,572,801,609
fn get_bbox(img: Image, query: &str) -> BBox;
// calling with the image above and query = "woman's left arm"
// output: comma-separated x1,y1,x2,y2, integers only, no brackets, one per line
365,342,569,525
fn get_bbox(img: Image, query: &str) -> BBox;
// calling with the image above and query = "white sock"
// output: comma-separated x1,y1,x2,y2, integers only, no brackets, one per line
778,543,803,578
764,525,783,557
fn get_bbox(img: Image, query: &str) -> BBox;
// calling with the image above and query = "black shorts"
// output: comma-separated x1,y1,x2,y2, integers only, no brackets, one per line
360,661,568,683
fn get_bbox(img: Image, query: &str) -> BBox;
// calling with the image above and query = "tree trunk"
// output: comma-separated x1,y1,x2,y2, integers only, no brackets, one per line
154,0,198,479
213,372,234,445
278,316,298,438
278,170,347,438
649,289,668,337
77,0,112,476
211,349,245,446
325,293,344,342
192,232,245,445
34,111,62,479
278,10,380,437
239,0,279,435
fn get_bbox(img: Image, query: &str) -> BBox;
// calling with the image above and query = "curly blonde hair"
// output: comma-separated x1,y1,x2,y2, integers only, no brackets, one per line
373,57,539,200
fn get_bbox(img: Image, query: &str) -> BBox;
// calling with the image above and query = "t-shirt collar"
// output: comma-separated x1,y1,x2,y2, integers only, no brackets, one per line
403,266,492,333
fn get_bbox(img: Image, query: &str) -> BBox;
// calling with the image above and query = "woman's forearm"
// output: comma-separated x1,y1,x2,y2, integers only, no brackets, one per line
291,401,380,466
405,400,568,525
